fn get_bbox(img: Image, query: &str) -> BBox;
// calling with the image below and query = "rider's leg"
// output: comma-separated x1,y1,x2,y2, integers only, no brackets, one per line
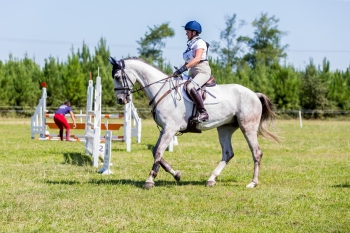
187,62,211,122
189,87,208,122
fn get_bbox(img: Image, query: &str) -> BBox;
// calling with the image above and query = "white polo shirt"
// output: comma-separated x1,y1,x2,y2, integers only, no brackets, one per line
183,36,208,63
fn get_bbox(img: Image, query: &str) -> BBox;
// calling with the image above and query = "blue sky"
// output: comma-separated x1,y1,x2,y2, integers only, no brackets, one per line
1,0,349,71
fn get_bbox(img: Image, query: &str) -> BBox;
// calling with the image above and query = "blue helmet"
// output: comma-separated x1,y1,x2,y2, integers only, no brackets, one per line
183,20,202,34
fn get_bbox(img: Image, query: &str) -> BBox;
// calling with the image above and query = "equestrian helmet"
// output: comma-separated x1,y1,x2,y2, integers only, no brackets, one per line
183,20,202,34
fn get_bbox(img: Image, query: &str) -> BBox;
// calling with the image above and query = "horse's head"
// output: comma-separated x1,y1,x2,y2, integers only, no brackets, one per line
108,57,133,105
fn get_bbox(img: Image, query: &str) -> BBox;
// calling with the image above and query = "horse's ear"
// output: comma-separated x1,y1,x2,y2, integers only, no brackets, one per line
108,56,118,66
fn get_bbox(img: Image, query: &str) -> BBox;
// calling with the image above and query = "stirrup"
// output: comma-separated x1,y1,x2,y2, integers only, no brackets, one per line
192,112,209,123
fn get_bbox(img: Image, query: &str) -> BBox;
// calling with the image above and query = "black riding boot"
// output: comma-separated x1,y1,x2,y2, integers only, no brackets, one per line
189,88,209,122
59,129,63,141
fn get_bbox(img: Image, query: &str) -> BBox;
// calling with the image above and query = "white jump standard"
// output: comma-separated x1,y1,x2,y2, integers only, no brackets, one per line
31,72,142,168
31,76,141,146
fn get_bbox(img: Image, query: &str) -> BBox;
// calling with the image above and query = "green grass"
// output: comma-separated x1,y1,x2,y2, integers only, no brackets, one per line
0,118,349,232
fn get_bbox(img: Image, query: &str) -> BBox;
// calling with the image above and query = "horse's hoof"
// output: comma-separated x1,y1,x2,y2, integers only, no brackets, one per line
206,180,216,187
144,181,155,189
174,170,181,182
246,182,257,188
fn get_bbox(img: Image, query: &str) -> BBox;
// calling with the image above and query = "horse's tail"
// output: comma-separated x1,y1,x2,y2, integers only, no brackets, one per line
256,93,280,143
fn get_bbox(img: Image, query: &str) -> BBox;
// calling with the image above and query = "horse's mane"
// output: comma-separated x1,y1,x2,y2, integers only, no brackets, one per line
123,57,169,76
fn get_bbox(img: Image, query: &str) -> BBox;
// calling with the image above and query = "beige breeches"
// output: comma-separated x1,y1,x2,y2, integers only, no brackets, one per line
186,61,211,93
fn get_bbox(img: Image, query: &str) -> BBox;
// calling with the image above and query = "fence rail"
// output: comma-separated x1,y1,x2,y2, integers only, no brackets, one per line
1,106,350,118
276,110,350,114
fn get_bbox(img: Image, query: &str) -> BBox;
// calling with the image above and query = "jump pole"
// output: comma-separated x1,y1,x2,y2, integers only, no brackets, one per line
30,70,142,168
31,75,142,148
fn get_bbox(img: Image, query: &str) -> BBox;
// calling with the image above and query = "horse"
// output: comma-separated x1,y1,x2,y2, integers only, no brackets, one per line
108,57,279,189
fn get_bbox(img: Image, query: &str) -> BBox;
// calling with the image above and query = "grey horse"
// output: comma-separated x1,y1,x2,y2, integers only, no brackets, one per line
108,57,279,189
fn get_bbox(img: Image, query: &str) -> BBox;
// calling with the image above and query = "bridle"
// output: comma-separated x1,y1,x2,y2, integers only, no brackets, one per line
111,59,134,97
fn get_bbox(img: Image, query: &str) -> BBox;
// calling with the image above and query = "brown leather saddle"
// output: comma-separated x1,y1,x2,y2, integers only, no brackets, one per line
184,76,217,102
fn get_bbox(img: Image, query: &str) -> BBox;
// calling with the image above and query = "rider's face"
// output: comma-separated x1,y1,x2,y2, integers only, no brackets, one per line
186,30,193,40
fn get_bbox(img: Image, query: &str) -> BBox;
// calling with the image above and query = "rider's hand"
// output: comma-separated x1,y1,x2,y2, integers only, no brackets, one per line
173,65,188,76
73,123,76,129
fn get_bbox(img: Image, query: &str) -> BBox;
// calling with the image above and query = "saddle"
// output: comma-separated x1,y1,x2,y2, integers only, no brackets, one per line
184,76,217,102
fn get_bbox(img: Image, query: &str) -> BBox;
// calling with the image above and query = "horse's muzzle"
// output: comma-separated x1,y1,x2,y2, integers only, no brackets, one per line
117,95,130,105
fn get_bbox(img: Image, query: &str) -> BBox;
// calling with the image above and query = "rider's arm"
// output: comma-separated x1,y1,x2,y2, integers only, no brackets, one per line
69,111,76,129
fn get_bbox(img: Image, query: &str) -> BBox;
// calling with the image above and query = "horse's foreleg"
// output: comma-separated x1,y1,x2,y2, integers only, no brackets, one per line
145,158,181,189
160,158,181,182
207,125,237,187
144,129,177,189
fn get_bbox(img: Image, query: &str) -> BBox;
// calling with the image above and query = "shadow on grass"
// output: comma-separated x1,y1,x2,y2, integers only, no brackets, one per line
45,180,82,185
44,178,233,188
147,144,155,151
112,148,131,152
89,179,207,188
63,152,92,166
331,182,350,188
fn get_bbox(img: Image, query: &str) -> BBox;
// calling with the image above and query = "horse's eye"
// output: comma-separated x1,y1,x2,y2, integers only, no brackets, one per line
112,70,121,79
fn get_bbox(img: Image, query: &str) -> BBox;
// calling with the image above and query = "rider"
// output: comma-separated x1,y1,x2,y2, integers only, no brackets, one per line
173,20,211,123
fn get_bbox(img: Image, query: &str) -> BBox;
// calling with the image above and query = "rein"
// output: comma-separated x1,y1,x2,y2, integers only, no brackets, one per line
112,58,183,117
150,80,184,119
131,75,177,94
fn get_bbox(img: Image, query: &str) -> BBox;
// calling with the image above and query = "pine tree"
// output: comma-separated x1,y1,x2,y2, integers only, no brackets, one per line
209,57,236,84
42,56,65,107
78,41,93,78
63,48,86,107
299,60,330,111
270,64,301,110
211,14,245,69
328,70,349,110
1,54,40,106
92,38,115,108
238,13,288,68
137,22,174,67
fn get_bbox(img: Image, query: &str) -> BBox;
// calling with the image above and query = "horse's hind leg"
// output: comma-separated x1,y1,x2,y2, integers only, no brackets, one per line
240,123,263,188
207,124,238,187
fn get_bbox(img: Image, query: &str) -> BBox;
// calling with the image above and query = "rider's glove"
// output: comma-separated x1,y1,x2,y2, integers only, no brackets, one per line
173,65,188,76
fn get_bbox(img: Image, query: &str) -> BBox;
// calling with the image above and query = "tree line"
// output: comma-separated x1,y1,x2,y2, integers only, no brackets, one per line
0,13,349,115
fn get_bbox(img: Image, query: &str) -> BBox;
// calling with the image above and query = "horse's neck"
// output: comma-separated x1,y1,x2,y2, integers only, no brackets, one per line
128,60,169,101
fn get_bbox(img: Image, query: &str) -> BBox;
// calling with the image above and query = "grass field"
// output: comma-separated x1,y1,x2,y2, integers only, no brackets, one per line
0,118,349,232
